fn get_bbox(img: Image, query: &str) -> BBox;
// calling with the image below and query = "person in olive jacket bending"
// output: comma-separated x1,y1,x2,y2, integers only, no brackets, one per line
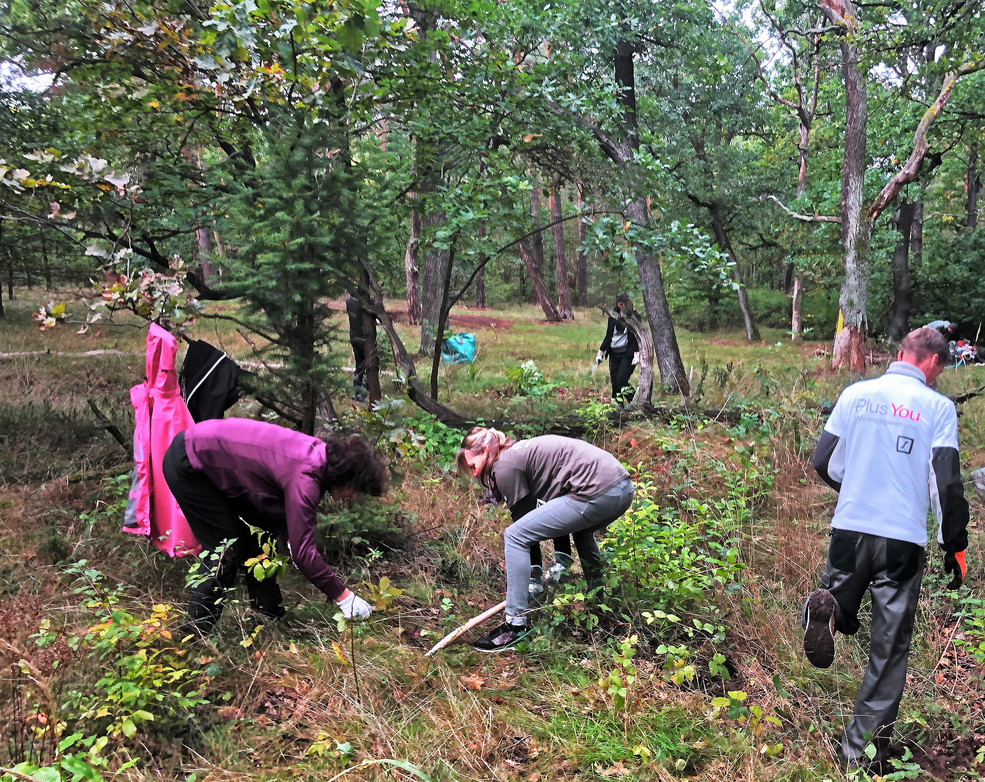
458,427,634,652
163,418,387,634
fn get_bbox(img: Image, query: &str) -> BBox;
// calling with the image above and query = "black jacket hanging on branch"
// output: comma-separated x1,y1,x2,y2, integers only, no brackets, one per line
179,340,244,422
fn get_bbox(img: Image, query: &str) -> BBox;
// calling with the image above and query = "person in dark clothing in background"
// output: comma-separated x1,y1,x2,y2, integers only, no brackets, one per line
163,418,387,635
597,293,640,404
345,292,369,401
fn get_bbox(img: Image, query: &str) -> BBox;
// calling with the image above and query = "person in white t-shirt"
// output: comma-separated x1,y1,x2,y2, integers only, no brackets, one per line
803,326,970,774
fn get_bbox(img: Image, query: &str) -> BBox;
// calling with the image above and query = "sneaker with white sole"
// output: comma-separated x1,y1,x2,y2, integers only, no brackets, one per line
803,588,837,668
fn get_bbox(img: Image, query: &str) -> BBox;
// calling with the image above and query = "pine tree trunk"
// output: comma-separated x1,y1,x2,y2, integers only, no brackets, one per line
550,189,572,319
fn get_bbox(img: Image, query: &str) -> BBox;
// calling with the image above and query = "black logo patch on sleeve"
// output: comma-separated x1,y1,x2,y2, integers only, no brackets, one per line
896,436,914,454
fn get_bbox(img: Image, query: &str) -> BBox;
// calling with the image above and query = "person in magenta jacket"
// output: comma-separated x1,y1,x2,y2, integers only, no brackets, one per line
163,418,387,634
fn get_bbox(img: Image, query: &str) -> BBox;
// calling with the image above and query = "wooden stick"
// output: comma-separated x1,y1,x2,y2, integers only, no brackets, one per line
424,601,506,657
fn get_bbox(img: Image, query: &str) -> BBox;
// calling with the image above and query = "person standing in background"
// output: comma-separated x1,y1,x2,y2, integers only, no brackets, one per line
597,293,639,404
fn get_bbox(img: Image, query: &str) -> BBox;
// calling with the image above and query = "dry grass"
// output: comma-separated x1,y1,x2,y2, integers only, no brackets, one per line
5,288,985,780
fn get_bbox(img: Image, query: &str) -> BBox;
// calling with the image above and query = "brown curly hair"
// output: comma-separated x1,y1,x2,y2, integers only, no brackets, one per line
323,436,387,496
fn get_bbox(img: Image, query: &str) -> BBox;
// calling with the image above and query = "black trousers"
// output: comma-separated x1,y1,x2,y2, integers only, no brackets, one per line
608,350,636,401
163,432,283,628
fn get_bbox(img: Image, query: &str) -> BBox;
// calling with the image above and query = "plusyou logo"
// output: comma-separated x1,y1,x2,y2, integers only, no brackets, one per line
896,436,914,454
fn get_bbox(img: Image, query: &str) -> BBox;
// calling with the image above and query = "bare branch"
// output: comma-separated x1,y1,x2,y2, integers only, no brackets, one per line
868,60,985,220
764,194,841,223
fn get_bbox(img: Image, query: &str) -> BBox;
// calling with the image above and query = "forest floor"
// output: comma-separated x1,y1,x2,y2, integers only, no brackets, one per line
3,292,985,781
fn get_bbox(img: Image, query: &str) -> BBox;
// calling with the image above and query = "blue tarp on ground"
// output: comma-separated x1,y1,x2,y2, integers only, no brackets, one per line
442,333,476,364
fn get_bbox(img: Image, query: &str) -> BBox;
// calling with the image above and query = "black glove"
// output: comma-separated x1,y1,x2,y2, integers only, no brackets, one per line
944,550,967,590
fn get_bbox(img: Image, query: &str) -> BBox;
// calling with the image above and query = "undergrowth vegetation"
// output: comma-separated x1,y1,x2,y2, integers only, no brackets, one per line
3,293,985,780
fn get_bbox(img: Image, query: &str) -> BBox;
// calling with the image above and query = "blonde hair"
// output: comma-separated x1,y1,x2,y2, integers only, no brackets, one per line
456,426,514,486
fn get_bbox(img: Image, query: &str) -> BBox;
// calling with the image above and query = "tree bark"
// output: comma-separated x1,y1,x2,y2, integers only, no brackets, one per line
418,213,451,357
707,206,760,341
576,183,589,307
791,276,803,341
887,200,915,343
967,142,980,230
360,269,382,404
823,0,869,371
518,237,561,321
910,196,924,272
405,208,422,325
527,173,546,304
626,200,688,395
549,188,573,319
475,223,486,308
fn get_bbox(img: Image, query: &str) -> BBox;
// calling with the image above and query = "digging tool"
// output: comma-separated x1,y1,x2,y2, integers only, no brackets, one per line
424,600,506,657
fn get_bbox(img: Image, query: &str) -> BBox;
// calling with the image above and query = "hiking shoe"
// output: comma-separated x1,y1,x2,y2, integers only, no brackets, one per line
803,589,836,668
544,552,574,584
470,622,532,653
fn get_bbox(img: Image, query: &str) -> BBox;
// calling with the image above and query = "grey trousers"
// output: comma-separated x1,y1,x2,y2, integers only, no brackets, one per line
811,529,924,768
504,477,634,622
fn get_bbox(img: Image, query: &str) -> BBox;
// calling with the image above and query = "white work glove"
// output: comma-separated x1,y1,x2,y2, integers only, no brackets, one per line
632,352,640,366
595,350,604,365
336,591,373,620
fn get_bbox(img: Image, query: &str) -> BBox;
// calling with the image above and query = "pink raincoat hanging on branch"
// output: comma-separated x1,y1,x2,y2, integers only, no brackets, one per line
123,323,201,557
